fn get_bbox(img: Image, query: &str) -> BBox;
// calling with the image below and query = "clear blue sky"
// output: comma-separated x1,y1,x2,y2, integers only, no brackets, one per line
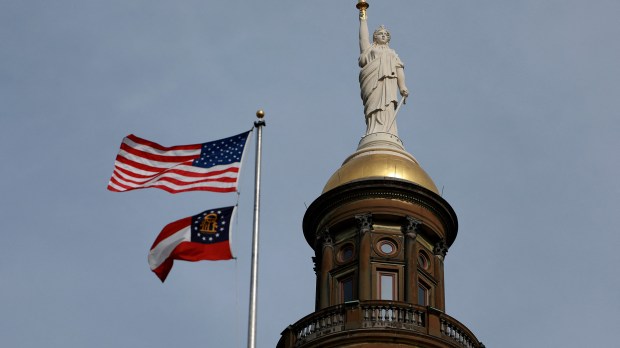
1,1,619,347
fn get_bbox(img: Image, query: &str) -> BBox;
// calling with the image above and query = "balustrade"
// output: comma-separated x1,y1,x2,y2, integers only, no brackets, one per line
361,302,424,329
294,306,344,346
282,301,483,348
440,317,479,348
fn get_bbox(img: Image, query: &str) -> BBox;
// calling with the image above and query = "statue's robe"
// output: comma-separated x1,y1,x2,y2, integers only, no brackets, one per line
359,44,404,135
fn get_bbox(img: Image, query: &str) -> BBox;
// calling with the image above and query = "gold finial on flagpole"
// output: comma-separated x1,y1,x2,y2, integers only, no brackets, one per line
356,0,369,19
255,109,265,127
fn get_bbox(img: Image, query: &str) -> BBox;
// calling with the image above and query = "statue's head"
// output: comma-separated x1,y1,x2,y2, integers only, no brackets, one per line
373,25,391,45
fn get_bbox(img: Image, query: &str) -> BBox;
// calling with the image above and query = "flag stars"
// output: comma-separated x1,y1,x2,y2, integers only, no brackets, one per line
193,131,249,169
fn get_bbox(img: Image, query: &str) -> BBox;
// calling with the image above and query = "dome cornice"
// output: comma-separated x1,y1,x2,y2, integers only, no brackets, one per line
304,178,458,249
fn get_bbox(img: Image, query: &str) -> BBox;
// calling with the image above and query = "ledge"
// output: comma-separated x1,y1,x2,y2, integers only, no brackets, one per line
277,300,483,348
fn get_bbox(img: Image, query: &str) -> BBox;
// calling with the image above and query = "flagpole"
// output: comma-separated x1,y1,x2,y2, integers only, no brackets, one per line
247,109,265,348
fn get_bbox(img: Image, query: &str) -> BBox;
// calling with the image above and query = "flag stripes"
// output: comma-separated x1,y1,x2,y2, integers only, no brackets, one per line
148,206,235,282
107,131,251,194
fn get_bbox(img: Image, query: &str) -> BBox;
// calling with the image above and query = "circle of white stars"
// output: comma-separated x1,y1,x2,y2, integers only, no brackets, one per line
192,210,228,242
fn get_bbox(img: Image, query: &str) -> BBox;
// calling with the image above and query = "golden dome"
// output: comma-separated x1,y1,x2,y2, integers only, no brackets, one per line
322,149,439,194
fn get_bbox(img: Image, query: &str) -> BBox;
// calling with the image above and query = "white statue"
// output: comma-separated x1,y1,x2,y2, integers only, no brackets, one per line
358,5,409,136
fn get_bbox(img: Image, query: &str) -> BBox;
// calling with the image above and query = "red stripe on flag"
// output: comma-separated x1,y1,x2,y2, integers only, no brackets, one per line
108,176,237,194
114,157,239,179
126,134,202,152
150,217,192,247
107,132,250,194
107,176,133,191
113,169,238,186
120,142,200,163
151,241,232,282
147,185,237,194
114,155,183,173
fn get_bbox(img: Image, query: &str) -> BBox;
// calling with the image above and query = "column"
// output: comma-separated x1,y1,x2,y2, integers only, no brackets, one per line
433,239,448,311
403,216,421,304
355,213,373,301
319,228,334,309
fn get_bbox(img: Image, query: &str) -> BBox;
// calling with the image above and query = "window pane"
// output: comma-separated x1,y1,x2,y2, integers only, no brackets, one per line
340,244,354,262
377,239,397,256
417,284,427,305
341,278,354,302
380,274,394,300
380,242,394,254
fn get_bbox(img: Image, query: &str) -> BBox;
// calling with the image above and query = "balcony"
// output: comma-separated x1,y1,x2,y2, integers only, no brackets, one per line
278,301,484,348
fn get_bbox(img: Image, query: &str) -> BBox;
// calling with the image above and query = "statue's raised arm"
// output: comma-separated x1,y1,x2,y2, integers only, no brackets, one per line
359,14,371,54
357,3,409,137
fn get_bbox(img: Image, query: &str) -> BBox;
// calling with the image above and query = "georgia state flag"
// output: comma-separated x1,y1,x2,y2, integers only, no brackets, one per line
148,206,235,282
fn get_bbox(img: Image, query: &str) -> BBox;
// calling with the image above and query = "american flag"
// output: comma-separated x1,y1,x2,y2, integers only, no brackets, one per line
107,131,251,193
148,206,235,282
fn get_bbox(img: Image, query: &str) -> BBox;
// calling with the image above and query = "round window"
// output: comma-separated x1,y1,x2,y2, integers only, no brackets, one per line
339,244,354,262
418,251,430,270
377,239,397,256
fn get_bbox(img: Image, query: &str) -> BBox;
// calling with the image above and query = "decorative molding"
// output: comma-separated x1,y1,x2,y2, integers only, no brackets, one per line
355,213,373,233
312,256,318,275
317,227,334,245
302,179,458,249
433,239,448,259
314,228,331,270
323,227,334,246
403,215,422,240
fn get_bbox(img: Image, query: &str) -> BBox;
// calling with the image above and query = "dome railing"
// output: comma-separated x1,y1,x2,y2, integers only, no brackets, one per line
278,300,484,348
